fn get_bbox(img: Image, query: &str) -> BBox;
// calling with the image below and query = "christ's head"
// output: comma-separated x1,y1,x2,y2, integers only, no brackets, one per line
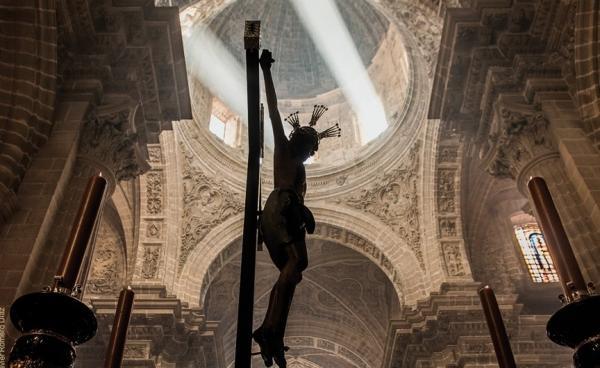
290,126,319,161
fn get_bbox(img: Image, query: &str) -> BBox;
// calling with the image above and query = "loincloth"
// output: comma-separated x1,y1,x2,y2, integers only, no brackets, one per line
260,188,315,246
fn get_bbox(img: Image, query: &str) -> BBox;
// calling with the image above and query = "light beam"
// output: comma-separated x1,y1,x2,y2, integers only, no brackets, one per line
181,16,276,147
290,0,388,143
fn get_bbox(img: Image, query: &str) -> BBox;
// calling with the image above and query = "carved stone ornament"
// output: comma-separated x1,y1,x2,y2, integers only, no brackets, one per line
147,146,162,164
439,218,457,237
80,108,147,181
146,221,162,239
123,344,148,359
87,222,124,295
141,246,160,279
146,171,163,215
438,146,458,163
384,1,442,76
441,241,466,276
338,142,423,268
437,169,456,214
179,143,244,271
484,107,554,179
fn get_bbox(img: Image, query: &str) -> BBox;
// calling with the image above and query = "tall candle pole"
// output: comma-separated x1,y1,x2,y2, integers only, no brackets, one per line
527,177,599,367
478,286,517,368
8,174,106,367
105,287,135,368
527,177,587,300
55,175,107,291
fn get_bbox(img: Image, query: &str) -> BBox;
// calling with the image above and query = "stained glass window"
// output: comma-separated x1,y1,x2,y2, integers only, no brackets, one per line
514,223,559,283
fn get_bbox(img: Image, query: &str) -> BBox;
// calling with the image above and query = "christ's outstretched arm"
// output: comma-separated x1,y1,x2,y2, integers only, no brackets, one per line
260,50,287,148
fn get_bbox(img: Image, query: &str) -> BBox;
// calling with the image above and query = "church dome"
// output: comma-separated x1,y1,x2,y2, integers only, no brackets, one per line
208,0,390,99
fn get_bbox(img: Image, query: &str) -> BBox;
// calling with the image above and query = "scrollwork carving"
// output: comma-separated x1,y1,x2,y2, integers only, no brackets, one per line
80,108,147,181
87,222,124,295
146,172,163,215
179,143,244,271
338,143,423,268
485,108,554,179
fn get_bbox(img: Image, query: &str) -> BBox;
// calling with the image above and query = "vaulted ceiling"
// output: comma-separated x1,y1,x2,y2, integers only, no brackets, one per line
205,240,400,367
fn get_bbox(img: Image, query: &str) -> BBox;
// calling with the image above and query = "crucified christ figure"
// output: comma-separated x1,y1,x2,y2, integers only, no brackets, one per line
253,49,341,368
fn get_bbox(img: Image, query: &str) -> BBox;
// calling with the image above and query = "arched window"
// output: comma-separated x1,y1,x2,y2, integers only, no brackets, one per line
513,223,559,283
209,97,241,147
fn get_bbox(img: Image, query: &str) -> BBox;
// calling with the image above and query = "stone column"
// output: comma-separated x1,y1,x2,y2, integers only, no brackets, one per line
481,103,600,284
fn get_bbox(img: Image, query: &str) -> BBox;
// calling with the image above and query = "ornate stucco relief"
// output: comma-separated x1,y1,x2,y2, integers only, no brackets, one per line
435,130,470,279
80,108,147,181
141,246,160,279
146,171,163,215
87,220,125,295
441,242,466,276
179,142,244,271
336,142,423,269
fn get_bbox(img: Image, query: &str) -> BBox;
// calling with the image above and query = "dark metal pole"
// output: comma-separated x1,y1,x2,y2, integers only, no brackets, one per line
478,285,517,368
55,174,107,291
234,20,261,368
104,287,135,368
527,177,588,301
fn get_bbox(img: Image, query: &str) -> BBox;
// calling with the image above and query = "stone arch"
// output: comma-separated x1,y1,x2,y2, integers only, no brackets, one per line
224,336,370,368
174,201,432,309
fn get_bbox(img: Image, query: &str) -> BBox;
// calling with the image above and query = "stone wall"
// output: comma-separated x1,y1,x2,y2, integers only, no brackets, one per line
0,0,59,223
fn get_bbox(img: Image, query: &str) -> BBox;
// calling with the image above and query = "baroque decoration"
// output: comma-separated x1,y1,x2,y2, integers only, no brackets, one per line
485,109,554,179
87,221,125,295
80,109,147,181
179,143,244,271
441,242,465,276
146,171,163,215
337,142,423,269
141,246,160,279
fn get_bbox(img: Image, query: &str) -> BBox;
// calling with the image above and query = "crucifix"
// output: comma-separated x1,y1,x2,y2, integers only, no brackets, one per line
235,21,341,368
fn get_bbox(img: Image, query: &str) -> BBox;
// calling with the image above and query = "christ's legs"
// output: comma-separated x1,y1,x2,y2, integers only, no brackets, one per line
260,239,308,349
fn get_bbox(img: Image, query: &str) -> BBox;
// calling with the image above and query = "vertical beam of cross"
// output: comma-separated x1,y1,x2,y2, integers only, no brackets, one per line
234,20,261,368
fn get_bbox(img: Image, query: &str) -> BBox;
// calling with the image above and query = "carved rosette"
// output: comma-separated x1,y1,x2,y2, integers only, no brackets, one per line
482,106,556,181
79,106,149,182
337,142,423,269
179,143,243,271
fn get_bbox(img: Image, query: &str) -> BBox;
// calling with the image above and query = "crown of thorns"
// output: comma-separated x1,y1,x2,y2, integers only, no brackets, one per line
284,105,341,142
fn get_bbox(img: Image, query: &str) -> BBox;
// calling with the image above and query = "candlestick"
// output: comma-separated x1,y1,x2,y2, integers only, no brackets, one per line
105,287,135,368
8,174,105,367
55,174,107,292
527,177,599,367
478,285,517,368
527,177,587,300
